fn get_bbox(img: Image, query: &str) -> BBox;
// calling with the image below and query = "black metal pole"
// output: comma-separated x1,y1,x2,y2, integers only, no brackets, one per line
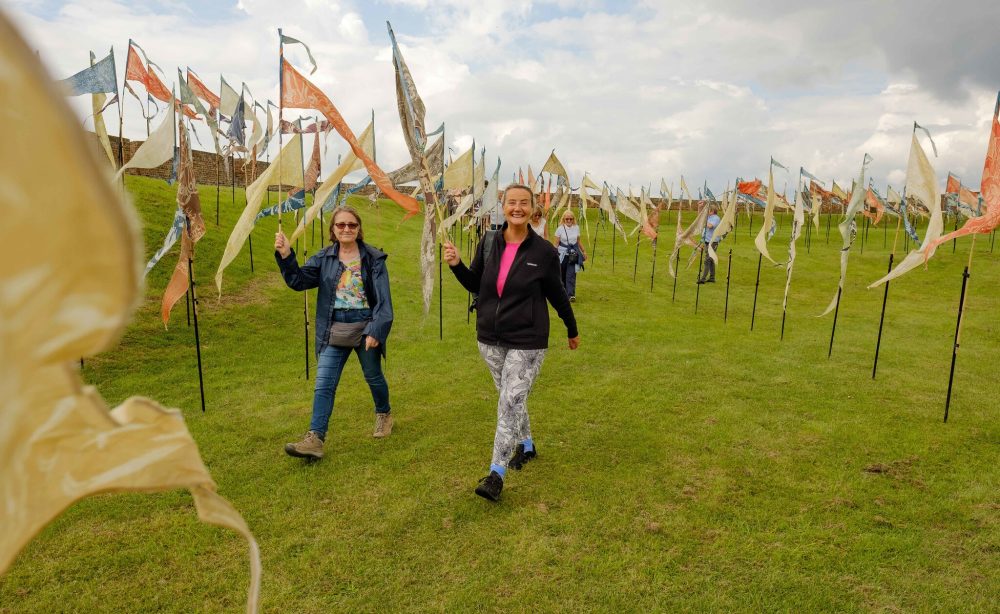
187,250,206,413
632,236,640,282
304,250,310,379
872,253,895,380
438,242,443,340
591,219,601,265
860,215,867,255
649,238,659,292
991,229,996,253
724,248,732,322
883,217,887,248
828,286,843,358
951,215,959,253
248,234,255,273
612,225,616,272
694,245,704,314
185,286,191,327
943,266,970,423
671,248,679,303
943,266,971,421
750,252,762,331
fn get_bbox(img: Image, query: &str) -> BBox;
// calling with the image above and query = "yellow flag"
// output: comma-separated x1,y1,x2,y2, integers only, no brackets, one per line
216,133,304,293
868,133,943,288
541,150,568,179
0,13,260,612
442,145,474,191
754,167,780,264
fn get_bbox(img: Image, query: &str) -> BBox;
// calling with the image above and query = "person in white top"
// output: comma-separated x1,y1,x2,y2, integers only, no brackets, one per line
554,210,586,301
529,209,547,239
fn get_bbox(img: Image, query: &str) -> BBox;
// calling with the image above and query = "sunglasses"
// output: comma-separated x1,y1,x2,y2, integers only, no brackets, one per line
334,222,359,230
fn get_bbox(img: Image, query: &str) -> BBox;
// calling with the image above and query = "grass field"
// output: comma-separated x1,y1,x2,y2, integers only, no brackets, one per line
2,176,998,612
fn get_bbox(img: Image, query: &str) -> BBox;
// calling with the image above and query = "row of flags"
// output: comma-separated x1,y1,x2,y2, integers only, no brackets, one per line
54,30,1000,325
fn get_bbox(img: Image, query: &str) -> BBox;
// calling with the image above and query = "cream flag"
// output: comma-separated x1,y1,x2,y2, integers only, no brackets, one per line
583,173,601,192
216,133,304,293
0,13,259,611
219,76,240,118
247,96,263,148
754,166,780,264
598,185,626,239
669,201,709,278
819,154,872,316
89,52,116,168
541,150,568,179
708,187,737,265
441,193,476,234
781,185,806,313
442,145,474,191
473,154,486,200
114,100,175,180
868,132,943,288
288,121,373,244
615,187,643,225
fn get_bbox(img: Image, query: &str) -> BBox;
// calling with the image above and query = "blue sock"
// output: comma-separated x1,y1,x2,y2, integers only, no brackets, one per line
489,464,506,479
522,438,534,453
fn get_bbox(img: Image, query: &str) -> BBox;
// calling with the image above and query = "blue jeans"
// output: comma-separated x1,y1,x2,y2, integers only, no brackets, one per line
309,309,390,439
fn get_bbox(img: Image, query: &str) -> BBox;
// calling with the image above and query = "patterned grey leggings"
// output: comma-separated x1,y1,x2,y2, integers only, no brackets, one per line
478,342,547,468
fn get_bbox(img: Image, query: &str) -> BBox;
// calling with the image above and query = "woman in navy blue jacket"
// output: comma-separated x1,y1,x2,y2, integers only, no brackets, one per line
274,206,394,460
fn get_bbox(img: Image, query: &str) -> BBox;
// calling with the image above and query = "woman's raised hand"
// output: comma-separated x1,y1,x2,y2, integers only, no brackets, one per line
275,231,291,258
442,241,460,266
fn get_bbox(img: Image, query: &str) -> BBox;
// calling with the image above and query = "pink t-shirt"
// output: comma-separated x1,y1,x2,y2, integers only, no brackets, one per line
496,241,521,297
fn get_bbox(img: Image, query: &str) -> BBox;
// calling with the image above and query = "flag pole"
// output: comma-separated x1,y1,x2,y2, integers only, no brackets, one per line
871,253,895,379
112,46,125,191
694,244,704,314
277,29,285,232
724,249,732,322
185,215,207,413
671,247,680,303
944,248,973,422
300,118,310,380
749,253,762,331
612,219,617,272
872,210,905,379
649,237,658,292
827,286,842,358
632,234,641,283
215,118,221,226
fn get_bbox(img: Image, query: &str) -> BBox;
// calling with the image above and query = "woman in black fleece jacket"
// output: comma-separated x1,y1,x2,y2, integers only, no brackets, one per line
444,183,580,502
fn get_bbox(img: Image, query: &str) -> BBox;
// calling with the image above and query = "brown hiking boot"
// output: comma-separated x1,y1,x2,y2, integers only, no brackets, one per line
373,413,393,438
284,431,324,459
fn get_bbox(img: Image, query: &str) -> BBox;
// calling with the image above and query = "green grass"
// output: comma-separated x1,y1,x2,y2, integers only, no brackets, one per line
2,176,998,612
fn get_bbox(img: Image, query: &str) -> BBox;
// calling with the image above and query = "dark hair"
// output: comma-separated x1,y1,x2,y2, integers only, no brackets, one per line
328,206,364,243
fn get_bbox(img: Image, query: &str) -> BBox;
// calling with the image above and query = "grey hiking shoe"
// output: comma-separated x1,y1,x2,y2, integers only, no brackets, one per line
373,413,393,438
284,431,324,459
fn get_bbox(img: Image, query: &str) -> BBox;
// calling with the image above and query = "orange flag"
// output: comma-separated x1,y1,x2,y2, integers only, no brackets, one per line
161,119,206,326
280,59,419,216
927,93,1000,254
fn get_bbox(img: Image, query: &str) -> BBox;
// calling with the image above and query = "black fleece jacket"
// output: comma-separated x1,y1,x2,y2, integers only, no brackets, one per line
450,225,578,349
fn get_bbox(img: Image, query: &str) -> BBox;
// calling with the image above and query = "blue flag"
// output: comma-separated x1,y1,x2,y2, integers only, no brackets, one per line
227,96,246,146
256,190,306,220
58,50,117,96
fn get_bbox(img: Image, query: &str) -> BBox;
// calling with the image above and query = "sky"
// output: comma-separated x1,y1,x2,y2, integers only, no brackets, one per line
7,0,1000,193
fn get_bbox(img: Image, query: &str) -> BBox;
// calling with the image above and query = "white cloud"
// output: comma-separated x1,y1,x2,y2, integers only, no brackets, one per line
8,0,999,192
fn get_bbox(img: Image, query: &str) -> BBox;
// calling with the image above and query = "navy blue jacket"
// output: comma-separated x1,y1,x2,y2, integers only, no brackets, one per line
275,241,393,357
